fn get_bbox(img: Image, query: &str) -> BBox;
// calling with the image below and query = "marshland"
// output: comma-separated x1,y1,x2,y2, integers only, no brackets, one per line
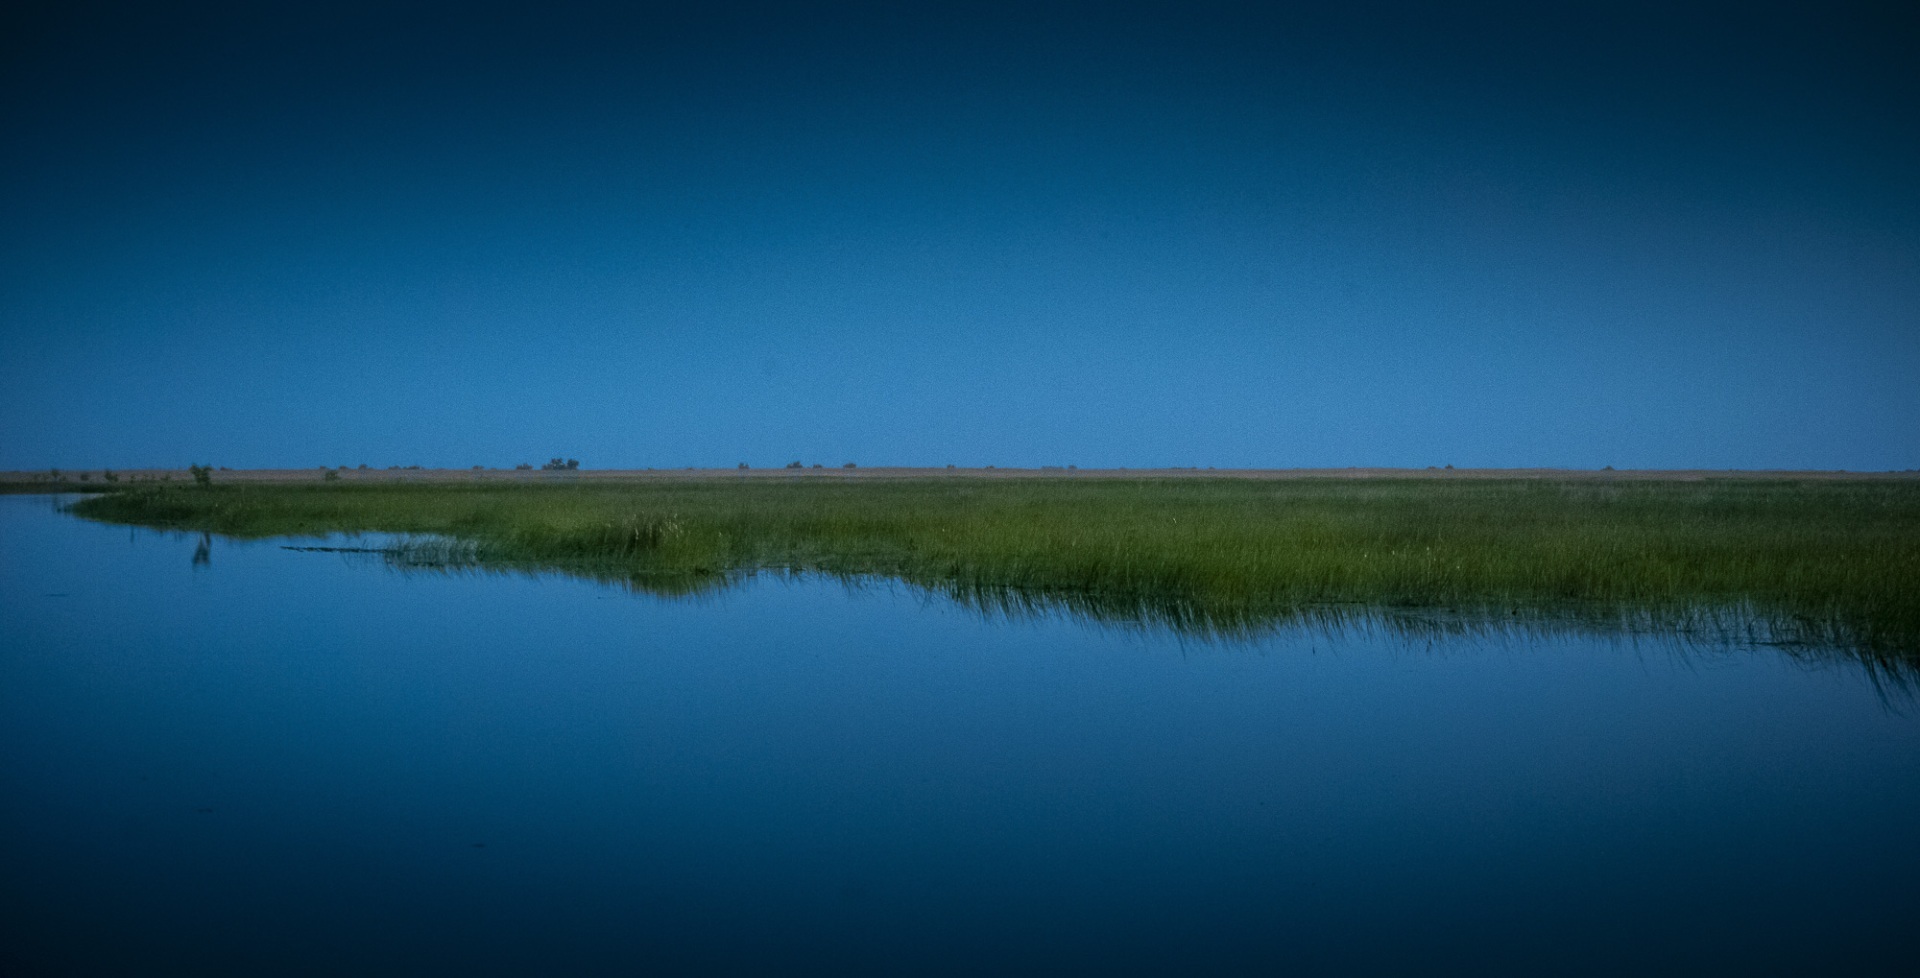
9,475,1920,974
66,474,1920,663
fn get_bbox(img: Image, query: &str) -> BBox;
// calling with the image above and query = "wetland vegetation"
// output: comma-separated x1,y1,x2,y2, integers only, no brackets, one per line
69,477,1920,664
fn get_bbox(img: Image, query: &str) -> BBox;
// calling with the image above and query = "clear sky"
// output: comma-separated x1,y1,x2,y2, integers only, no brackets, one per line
3,1,1915,471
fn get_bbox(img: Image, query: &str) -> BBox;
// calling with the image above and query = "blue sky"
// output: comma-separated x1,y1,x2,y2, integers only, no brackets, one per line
3,1,1915,470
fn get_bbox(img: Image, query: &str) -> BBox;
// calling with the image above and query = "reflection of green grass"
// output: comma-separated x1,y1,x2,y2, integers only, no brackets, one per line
71,478,1920,657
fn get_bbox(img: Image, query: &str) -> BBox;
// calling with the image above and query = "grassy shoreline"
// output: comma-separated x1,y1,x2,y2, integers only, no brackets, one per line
68,477,1920,659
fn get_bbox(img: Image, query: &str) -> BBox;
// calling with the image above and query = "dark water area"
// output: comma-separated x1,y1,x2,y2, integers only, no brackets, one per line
3,495,1917,975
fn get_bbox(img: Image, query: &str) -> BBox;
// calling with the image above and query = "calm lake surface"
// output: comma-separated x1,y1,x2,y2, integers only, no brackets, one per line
3,494,1917,975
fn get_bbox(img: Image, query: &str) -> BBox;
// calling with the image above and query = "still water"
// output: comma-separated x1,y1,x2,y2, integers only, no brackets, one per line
3,495,1916,975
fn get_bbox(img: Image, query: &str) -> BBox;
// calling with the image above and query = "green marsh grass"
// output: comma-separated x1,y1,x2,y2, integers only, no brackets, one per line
70,477,1920,663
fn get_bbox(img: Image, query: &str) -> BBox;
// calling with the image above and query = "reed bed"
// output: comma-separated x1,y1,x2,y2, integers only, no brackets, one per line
70,477,1920,660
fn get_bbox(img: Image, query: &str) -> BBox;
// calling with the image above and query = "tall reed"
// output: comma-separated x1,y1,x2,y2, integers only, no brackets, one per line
71,478,1920,658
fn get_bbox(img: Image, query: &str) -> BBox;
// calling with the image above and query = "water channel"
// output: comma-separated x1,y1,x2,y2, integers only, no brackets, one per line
3,495,1915,974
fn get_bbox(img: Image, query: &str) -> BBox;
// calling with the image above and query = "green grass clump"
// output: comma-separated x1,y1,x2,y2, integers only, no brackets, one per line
70,478,1920,659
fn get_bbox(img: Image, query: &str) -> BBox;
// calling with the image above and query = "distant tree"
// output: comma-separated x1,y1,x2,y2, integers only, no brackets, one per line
786,461,803,469
189,464,212,487
738,462,749,469
843,462,857,469
103,469,119,483
515,463,533,471
323,469,340,482
541,457,580,471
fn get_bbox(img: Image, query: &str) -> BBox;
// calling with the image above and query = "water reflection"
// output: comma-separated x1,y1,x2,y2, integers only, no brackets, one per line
264,530,1920,689
73,499,1915,686
8,494,1917,973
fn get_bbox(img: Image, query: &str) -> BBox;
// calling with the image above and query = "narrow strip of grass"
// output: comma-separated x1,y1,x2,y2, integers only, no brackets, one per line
70,478,1920,659
1,482,112,495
